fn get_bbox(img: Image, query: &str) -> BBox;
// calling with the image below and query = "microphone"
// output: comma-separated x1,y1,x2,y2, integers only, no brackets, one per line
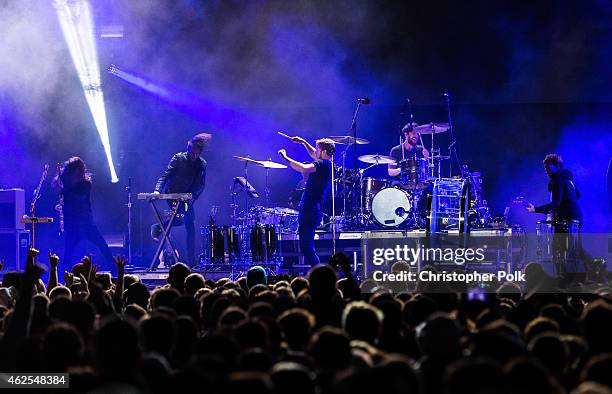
357,98,371,104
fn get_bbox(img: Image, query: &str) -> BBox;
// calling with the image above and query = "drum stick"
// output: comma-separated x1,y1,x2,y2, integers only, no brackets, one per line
277,131,292,140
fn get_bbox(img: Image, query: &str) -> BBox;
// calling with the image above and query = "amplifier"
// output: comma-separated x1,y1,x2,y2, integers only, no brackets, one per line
0,229,30,271
0,189,25,230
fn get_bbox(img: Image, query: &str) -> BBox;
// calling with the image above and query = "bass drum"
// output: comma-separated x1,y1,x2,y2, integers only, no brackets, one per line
371,187,411,227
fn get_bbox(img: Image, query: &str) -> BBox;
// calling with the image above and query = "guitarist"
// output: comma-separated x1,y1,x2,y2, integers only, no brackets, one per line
151,133,210,266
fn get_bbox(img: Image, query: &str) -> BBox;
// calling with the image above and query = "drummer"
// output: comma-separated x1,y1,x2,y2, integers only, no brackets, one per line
388,122,429,184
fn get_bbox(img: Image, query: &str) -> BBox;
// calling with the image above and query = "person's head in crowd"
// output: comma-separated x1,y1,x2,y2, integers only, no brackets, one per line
125,282,151,310
95,316,141,382
235,319,269,350
125,303,147,321
137,353,171,394
247,266,268,289
402,294,437,327
167,263,191,293
445,357,503,394
278,308,315,351
49,285,72,300
270,361,316,394
237,348,274,372
524,316,561,343
570,382,612,394
173,316,199,368
42,323,84,372
65,300,96,339
139,312,177,359
504,357,564,394
49,295,72,322
580,353,612,389
219,306,248,328
308,264,338,300
194,287,212,301
94,272,112,291
150,287,180,310
1,272,21,289
581,299,612,355
528,332,568,377
172,295,200,322
309,326,351,371
227,372,274,394
416,312,461,361
342,301,383,345
497,281,522,304
184,273,206,296
249,301,277,320
123,274,140,289
290,277,309,297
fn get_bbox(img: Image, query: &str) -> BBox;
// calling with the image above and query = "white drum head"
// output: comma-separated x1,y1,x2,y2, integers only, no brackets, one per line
371,187,411,227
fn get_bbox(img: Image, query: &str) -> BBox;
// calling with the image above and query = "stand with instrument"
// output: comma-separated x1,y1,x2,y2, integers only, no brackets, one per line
138,192,192,271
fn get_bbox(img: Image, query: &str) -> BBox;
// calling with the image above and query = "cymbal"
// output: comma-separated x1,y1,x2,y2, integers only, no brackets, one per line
257,160,287,169
428,155,451,161
358,154,395,164
273,207,299,216
233,156,287,169
414,123,450,134
328,135,370,145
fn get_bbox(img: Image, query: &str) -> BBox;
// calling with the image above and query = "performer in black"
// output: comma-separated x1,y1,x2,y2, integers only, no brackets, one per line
526,154,583,221
151,133,210,266
279,137,335,266
53,157,113,270
525,154,597,279
387,122,430,183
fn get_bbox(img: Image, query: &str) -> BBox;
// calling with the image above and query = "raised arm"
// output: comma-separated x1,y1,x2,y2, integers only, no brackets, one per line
278,150,316,174
290,136,317,160
47,250,59,294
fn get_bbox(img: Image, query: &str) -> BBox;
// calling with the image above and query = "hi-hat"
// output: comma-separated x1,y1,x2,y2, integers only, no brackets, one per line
358,154,395,164
428,155,451,161
328,135,370,145
233,156,287,169
414,123,450,134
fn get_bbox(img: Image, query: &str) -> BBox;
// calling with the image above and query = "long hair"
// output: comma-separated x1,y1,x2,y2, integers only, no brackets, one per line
54,156,92,186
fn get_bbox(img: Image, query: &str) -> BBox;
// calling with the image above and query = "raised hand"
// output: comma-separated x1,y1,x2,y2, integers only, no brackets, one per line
48,250,59,268
64,271,74,287
113,255,127,273
278,149,288,160
291,136,306,144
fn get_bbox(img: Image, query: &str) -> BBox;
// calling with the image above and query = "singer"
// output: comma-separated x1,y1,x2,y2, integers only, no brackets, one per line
52,157,114,271
278,137,335,266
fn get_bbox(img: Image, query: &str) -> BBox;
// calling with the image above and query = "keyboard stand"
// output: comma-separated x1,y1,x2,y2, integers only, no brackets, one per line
148,199,182,271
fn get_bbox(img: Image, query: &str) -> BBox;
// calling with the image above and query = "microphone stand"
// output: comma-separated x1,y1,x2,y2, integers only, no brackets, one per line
126,177,132,263
28,164,50,248
349,100,364,224
444,93,462,177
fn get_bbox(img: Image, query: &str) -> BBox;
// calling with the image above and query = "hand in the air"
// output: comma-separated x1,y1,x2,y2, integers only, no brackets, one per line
291,136,306,144
526,203,535,213
113,255,127,274
48,250,60,268
278,149,288,160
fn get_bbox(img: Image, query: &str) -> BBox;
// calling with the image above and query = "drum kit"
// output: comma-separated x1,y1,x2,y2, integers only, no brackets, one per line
200,121,493,272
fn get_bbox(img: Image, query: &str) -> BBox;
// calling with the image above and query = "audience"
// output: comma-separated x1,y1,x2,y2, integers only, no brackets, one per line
0,247,610,394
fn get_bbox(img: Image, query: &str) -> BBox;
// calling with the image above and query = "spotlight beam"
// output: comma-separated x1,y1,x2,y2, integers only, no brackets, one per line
55,0,118,183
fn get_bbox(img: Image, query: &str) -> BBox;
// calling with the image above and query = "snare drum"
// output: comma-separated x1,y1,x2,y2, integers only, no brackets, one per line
361,177,388,213
371,187,411,227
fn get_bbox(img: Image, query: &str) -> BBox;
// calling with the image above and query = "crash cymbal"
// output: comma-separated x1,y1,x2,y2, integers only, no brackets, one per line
413,123,450,134
273,207,299,216
358,154,395,164
328,135,370,145
233,156,287,169
233,155,261,164
257,160,288,169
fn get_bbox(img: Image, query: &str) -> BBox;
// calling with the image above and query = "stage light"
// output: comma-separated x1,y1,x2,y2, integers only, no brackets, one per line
54,0,119,183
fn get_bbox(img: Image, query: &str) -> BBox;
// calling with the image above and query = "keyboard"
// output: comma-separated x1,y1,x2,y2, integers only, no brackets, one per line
137,193,192,201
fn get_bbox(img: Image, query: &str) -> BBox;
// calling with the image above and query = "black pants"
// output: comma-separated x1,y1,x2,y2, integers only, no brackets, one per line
298,203,322,266
63,221,114,272
151,204,196,266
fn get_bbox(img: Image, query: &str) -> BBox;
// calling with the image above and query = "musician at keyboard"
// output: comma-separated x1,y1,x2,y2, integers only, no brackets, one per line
151,133,211,266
